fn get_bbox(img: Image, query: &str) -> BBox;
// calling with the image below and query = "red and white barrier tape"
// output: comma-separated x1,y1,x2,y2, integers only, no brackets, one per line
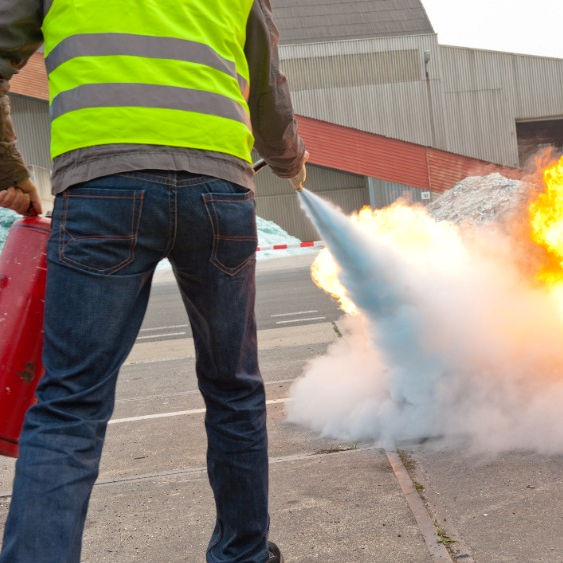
256,240,325,252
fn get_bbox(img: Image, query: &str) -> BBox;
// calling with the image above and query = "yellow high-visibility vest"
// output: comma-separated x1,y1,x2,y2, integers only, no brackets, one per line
42,0,254,162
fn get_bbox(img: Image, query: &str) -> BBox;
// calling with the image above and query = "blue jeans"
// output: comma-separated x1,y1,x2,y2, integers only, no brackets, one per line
0,172,269,562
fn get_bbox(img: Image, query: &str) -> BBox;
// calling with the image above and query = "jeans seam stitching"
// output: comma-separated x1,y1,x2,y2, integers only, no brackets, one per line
120,172,170,184
60,225,134,273
57,191,143,274
210,254,255,276
163,180,175,257
65,194,139,200
120,172,212,188
205,196,253,203
58,193,69,263
176,178,211,188
128,192,144,271
201,190,257,276
202,193,219,248
170,186,178,254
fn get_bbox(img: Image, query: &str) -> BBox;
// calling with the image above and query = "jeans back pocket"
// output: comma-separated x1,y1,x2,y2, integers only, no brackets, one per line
57,187,144,275
202,190,257,276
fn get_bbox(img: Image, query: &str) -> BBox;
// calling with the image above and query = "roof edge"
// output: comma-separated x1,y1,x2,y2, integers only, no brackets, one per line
439,43,563,62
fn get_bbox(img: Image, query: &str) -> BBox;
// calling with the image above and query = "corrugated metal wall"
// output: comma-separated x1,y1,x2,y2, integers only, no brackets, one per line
9,52,49,100
8,94,54,208
8,35,561,238
8,94,51,170
29,165,54,212
296,116,430,189
367,177,432,207
439,47,563,167
281,37,563,168
255,165,434,244
255,164,368,241
281,34,441,149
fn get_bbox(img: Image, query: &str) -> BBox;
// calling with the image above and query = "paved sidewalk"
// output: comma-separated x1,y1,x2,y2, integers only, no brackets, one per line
78,447,433,562
3,252,563,561
405,445,563,562
0,321,434,562
3,312,563,561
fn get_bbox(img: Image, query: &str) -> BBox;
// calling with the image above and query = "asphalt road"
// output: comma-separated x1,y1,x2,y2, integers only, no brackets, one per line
138,254,341,342
3,252,561,560
2,251,435,562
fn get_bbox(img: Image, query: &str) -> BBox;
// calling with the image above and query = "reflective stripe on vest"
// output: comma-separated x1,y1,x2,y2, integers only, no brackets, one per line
41,0,254,162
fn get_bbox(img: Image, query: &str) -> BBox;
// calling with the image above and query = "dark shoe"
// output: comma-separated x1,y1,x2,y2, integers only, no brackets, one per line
267,541,284,562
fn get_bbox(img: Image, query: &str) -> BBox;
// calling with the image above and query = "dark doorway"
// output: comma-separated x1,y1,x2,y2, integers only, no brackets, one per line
516,118,563,166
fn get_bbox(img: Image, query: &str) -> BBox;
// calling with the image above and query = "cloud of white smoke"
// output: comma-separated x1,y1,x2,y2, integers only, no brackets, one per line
288,181,563,454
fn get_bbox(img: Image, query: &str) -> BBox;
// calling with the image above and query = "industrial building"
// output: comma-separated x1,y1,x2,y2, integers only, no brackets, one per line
8,0,563,240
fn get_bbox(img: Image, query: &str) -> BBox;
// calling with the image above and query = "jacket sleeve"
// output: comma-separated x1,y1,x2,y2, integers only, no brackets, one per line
0,0,43,189
245,0,306,178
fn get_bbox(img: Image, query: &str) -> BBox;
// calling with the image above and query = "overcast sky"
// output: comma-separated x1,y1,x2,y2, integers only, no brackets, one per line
420,0,563,59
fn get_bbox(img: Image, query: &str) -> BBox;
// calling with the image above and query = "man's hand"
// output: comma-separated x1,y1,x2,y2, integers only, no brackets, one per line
289,151,309,192
0,178,43,215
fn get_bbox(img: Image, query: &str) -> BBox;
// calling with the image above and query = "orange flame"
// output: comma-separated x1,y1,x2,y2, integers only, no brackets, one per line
311,249,357,314
529,155,563,287
312,157,563,316
310,201,462,313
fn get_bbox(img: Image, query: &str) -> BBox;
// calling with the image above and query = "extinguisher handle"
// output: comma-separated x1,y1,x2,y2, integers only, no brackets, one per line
25,202,39,217
253,159,267,175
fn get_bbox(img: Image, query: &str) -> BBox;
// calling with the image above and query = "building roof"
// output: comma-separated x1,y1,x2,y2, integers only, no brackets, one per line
273,0,434,45
9,1,434,101
296,115,522,192
10,52,48,101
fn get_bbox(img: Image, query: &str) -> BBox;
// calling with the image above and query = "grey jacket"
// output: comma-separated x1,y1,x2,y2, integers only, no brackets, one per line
0,0,306,193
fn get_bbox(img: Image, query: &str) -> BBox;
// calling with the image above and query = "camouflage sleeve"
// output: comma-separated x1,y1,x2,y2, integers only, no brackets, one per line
0,0,43,189
0,80,31,188
245,0,306,178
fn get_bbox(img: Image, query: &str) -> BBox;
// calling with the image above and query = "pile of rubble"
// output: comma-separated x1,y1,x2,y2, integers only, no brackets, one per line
427,173,529,225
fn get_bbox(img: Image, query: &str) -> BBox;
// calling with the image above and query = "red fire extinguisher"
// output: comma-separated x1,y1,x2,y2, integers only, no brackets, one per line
0,215,50,457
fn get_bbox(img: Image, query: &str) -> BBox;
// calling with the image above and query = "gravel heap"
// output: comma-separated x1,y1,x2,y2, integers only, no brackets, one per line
0,208,17,251
426,173,528,225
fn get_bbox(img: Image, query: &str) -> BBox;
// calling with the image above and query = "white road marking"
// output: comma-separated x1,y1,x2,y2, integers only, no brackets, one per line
109,398,290,425
137,331,186,340
115,379,296,404
126,322,336,365
270,310,318,318
110,408,206,424
140,324,189,332
275,316,326,325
